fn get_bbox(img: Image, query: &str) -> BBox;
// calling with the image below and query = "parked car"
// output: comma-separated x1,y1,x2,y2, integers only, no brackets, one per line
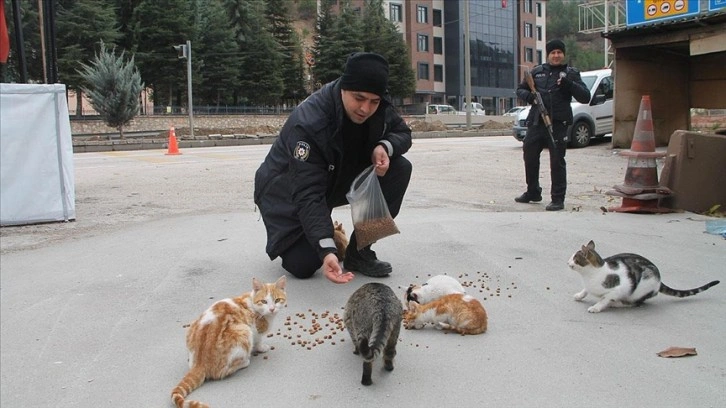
461,102,486,115
503,106,527,117
427,104,459,115
513,68,614,148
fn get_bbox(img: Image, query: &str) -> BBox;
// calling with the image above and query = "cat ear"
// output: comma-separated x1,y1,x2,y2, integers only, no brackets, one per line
586,240,595,250
252,277,263,292
275,275,287,289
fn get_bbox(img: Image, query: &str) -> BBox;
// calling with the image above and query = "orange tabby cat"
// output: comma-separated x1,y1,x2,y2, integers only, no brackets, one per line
404,293,487,335
171,276,287,408
333,220,348,261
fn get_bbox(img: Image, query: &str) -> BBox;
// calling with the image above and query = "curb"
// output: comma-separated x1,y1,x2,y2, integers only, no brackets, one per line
72,130,513,153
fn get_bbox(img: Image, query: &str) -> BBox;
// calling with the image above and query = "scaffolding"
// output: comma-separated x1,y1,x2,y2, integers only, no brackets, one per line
578,0,627,67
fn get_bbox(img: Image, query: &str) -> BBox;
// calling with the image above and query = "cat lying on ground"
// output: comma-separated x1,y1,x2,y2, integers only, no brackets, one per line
568,240,719,313
405,274,465,304
403,293,488,335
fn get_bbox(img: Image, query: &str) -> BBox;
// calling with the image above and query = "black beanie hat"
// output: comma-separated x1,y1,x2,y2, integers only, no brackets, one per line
546,39,566,56
340,52,389,97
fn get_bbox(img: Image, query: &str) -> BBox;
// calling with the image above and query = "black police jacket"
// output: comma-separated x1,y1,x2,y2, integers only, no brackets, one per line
254,78,412,261
516,63,591,125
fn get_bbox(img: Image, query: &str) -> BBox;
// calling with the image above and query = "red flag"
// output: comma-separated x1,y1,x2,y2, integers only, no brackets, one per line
502,0,507,8
0,0,10,64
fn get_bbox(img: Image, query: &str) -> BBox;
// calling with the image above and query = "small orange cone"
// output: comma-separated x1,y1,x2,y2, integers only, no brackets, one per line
165,126,181,155
606,95,672,213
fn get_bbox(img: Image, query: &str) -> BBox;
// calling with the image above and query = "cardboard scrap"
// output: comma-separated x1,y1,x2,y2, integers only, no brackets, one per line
657,346,698,358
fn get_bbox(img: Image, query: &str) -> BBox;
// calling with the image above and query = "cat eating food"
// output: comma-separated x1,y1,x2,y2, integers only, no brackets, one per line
171,276,287,408
344,282,403,386
403,293,488,335
568,240,719,313
405,274,465,304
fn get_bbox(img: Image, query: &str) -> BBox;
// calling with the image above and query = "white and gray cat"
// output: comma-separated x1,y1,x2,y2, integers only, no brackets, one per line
344,282,403,386
568,240,719,313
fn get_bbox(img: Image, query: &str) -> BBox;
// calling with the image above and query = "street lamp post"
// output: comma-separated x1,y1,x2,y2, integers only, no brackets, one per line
174,40,194,138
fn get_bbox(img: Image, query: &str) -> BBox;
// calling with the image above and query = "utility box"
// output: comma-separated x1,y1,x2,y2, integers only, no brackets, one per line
660,131,726,214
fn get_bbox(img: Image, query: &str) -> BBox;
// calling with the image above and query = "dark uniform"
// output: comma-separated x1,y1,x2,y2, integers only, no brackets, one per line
254,78,412,279
515,63,590,208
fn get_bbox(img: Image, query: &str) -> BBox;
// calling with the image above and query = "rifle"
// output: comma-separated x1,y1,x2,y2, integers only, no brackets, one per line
524,69,557,147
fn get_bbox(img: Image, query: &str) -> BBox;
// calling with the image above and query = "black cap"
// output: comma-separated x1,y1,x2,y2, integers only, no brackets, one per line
340,52,389,97
546,39,566,56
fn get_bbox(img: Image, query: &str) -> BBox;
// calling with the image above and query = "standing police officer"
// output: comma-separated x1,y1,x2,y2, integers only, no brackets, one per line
515,39,590,211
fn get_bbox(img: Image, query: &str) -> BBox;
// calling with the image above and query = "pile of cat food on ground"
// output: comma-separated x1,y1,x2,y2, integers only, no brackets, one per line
270,308,348,350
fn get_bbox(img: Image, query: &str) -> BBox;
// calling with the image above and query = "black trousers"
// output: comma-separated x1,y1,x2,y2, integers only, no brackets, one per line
522,121,568,202
281,156,412,279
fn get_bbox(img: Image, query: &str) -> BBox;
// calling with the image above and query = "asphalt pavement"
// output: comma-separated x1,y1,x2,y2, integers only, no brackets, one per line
1,137,724,408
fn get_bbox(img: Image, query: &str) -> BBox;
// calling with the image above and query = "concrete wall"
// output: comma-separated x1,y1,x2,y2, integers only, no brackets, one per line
612,46,690,149
70,115,288,136
660,131,726,213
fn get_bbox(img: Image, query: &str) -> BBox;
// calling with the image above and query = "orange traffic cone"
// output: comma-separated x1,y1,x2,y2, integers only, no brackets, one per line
165,126,182,155
606,95,672,213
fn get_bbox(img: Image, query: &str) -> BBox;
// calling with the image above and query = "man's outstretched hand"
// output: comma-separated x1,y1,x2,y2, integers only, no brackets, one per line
322,253,354,284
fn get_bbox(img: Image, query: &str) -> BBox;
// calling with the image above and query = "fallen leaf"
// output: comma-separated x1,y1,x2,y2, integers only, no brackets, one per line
657,346,697,358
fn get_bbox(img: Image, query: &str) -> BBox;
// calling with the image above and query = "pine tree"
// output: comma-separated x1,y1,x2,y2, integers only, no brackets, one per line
361,0,415,99
312,0,363,86
311,0,338,87
56,0,122,117
265,0,306,103
225,0,283,105
131,0,193,108
78,42,143,139
196,0,242,107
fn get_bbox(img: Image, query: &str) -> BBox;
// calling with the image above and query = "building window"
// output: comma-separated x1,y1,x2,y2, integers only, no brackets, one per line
418,62,429,80
434,64,443,82
536,2,543,17
536,26,542,41
417,5,428,23
537,50,542,64
524,0,533,13
524,23,533,38
433,9,442,27
390,3,402,22
417,34,429,52
525,47,533,63
433,37,443,54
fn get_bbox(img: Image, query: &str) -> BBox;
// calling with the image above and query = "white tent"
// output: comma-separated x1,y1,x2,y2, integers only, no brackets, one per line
0,83,75,226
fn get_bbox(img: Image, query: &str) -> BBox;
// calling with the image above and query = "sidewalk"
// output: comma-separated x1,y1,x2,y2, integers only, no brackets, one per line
1,137,724,407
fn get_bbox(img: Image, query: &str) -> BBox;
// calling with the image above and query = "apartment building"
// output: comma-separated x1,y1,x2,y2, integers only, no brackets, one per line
518,0,547,80
327,0,546,115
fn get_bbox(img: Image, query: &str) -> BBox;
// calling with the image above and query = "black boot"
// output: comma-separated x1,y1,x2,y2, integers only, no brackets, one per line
514,191,542,203
546,201,564,211
344,233,392,277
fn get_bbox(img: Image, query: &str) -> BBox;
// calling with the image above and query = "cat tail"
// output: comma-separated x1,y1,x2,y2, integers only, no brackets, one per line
171,366,209,408
659,280,720,298
363,314,394,361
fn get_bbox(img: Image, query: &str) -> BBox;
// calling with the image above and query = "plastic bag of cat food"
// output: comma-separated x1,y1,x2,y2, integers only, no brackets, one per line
346,165,400,250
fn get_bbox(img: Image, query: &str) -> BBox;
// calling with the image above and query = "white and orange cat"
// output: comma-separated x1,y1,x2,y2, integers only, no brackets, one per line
405,274,465,304
171,276,287,408
403,293,488,335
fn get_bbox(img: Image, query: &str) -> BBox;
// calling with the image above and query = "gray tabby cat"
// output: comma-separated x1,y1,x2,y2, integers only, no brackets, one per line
568,240,719,313
343,282,403,386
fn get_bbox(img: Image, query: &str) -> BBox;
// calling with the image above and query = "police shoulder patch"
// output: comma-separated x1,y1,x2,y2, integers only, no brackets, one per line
293,141,311,162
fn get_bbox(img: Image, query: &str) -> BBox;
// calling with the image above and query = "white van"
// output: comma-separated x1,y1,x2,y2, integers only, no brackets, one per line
512,68,614,148
461,102,486,115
